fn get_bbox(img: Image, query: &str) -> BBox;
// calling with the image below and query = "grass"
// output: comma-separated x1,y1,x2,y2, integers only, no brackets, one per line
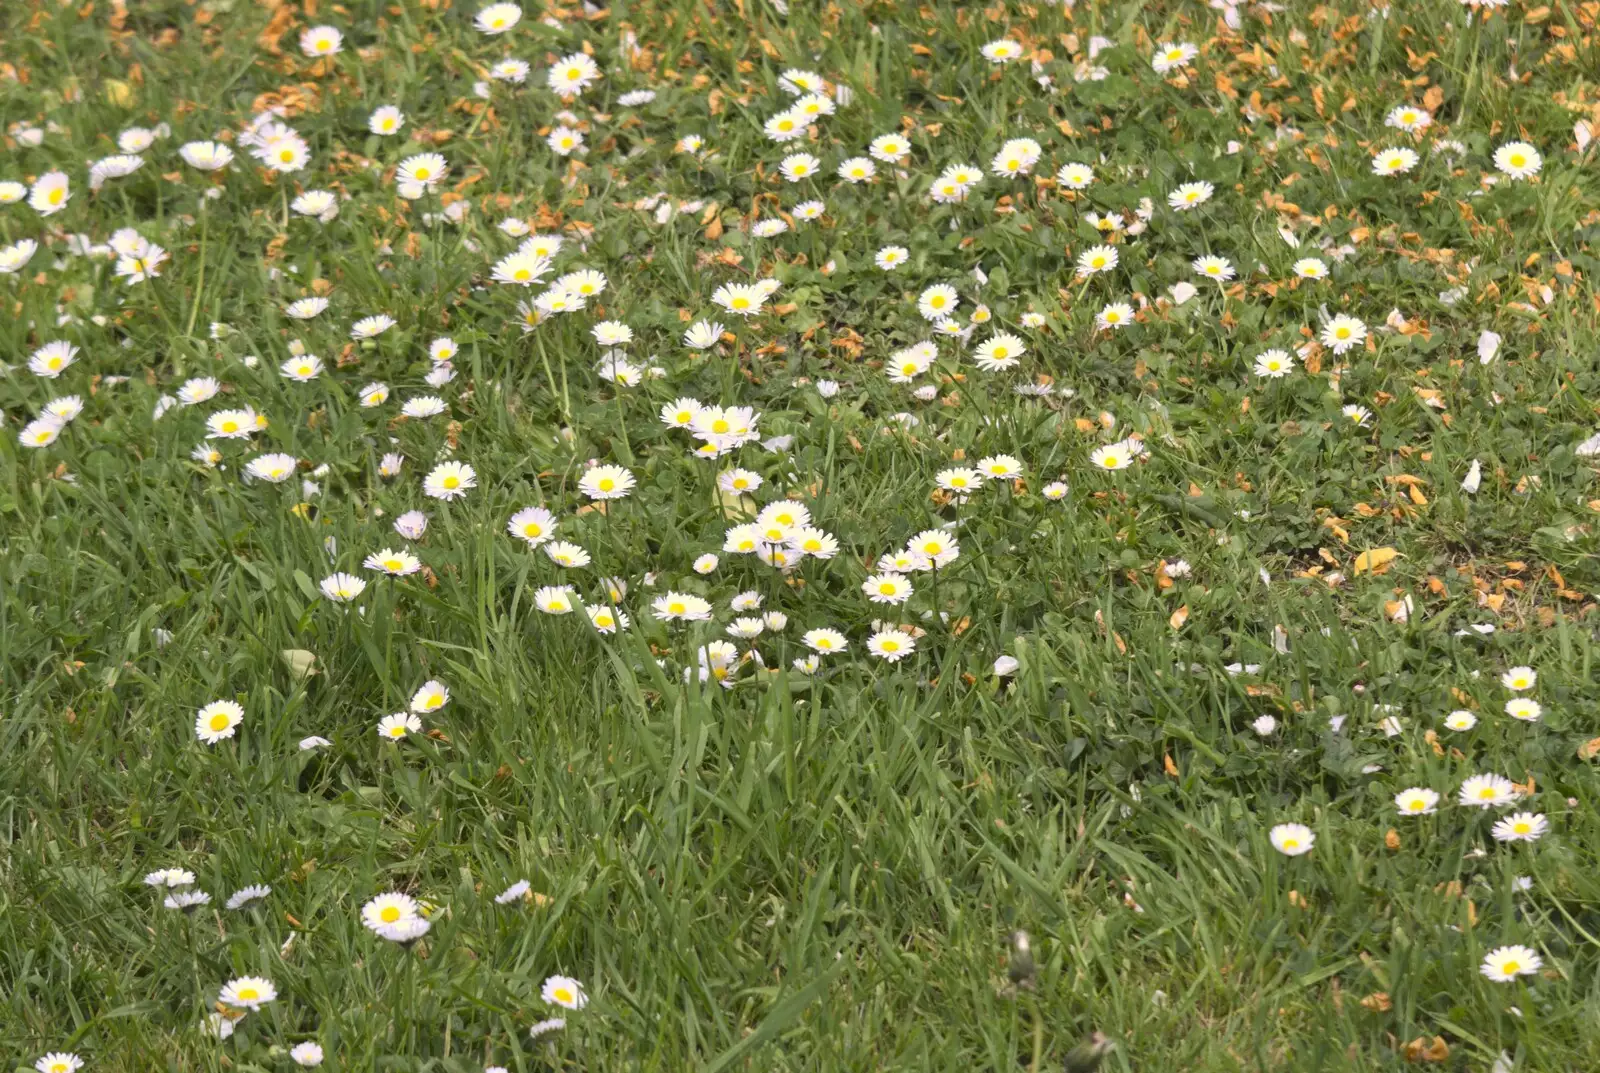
3,0,1600,1069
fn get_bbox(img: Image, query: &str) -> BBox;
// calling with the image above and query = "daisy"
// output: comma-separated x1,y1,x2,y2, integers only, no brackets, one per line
1253,349,1295,378
226,884,272,909
291,190,339,222
320,572,367,602
299,25,342,56
1341,404,1372,427
712,283,767,317
364,548,422,576
763,111,812,143
1269,822,1315,856
0,238,40,273
28,341,78,378
980,39,1023,63
1493,141,1541,180
378,712,422,741
493,250,553,286
1291,257,1328,280
423,461,477,500
1501,666,1536,691
618,89,656,106
651,592,713,622
401,396,447,419
1444,710,1478,731
1459,774,1520,809
351,314,396,339
977,454,1023,479
509,506,557,546
18,419,64,448
360,383,390,407
548,126,584,156
866,629,916,662
868,133,910,163
362,892,420,932
207,408,260,439
145,868,196,887
837,156,876,183
862,573,914,604
541,975,588,1009
115,245,169,283
534,585,576,614
803,628,847,653
1090,442,1135,471
1480,945,1541,982
1077,245,1118,275
1056,162,1094,189
285,296,329,319
195,700,245,744
475,1,522,33
1371,147,1419,176
281,355,323,381
780,153,821,182
28,171,71,215
369,105,405,135
544,541,591,568
36,1056,83,1073
972,333,1025,372
1504,698,1542,723
1321,314,1367,353
1394,788,1440,816
1151,42,1199,73
1096,301,1134,330
908,529,959,568
490,59,530,83
165,889,209,910
220,976,277,1010
1192,255,1235,282
935,467,984,494
409,680,449,714
290,1042,324,1067
1385,105,1431,132
792,199,825,221
548,53,602,98
875,245,909,270
684,319,726,348
778,68,825,95
918,284,959,321
1167,181,1213,211
1492,812,1548,843
244,453,297,482
586,604,628,632
579,464,635,500
397,153,448,191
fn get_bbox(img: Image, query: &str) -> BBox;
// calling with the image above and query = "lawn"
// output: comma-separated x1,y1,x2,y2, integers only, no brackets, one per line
4,0,1600,1069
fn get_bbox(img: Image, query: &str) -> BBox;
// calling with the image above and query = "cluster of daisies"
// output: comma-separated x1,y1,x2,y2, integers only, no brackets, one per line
1265,662,1558,986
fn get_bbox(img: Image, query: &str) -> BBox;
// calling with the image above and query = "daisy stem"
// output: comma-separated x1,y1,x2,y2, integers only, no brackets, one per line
612,387,633,463
184,198,208,339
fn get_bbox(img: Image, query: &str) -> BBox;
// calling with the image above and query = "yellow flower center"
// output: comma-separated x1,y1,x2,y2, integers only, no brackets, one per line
48,188,64,204
993,347,1008,358
598,477,614,491
443,476,459,489
414,167,431,180
1335,328,1350,339
881,639,899,651
554,987,574,1002
669,602,685,614
1480,788,1496,799
1510,153,1525,167
381,906,401,922
514,268,530,281
1282,839,1299,850
210,714,231,731
567,69,581,80
238,988,259,1000
1502,960,1520,974
279,149,294,162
